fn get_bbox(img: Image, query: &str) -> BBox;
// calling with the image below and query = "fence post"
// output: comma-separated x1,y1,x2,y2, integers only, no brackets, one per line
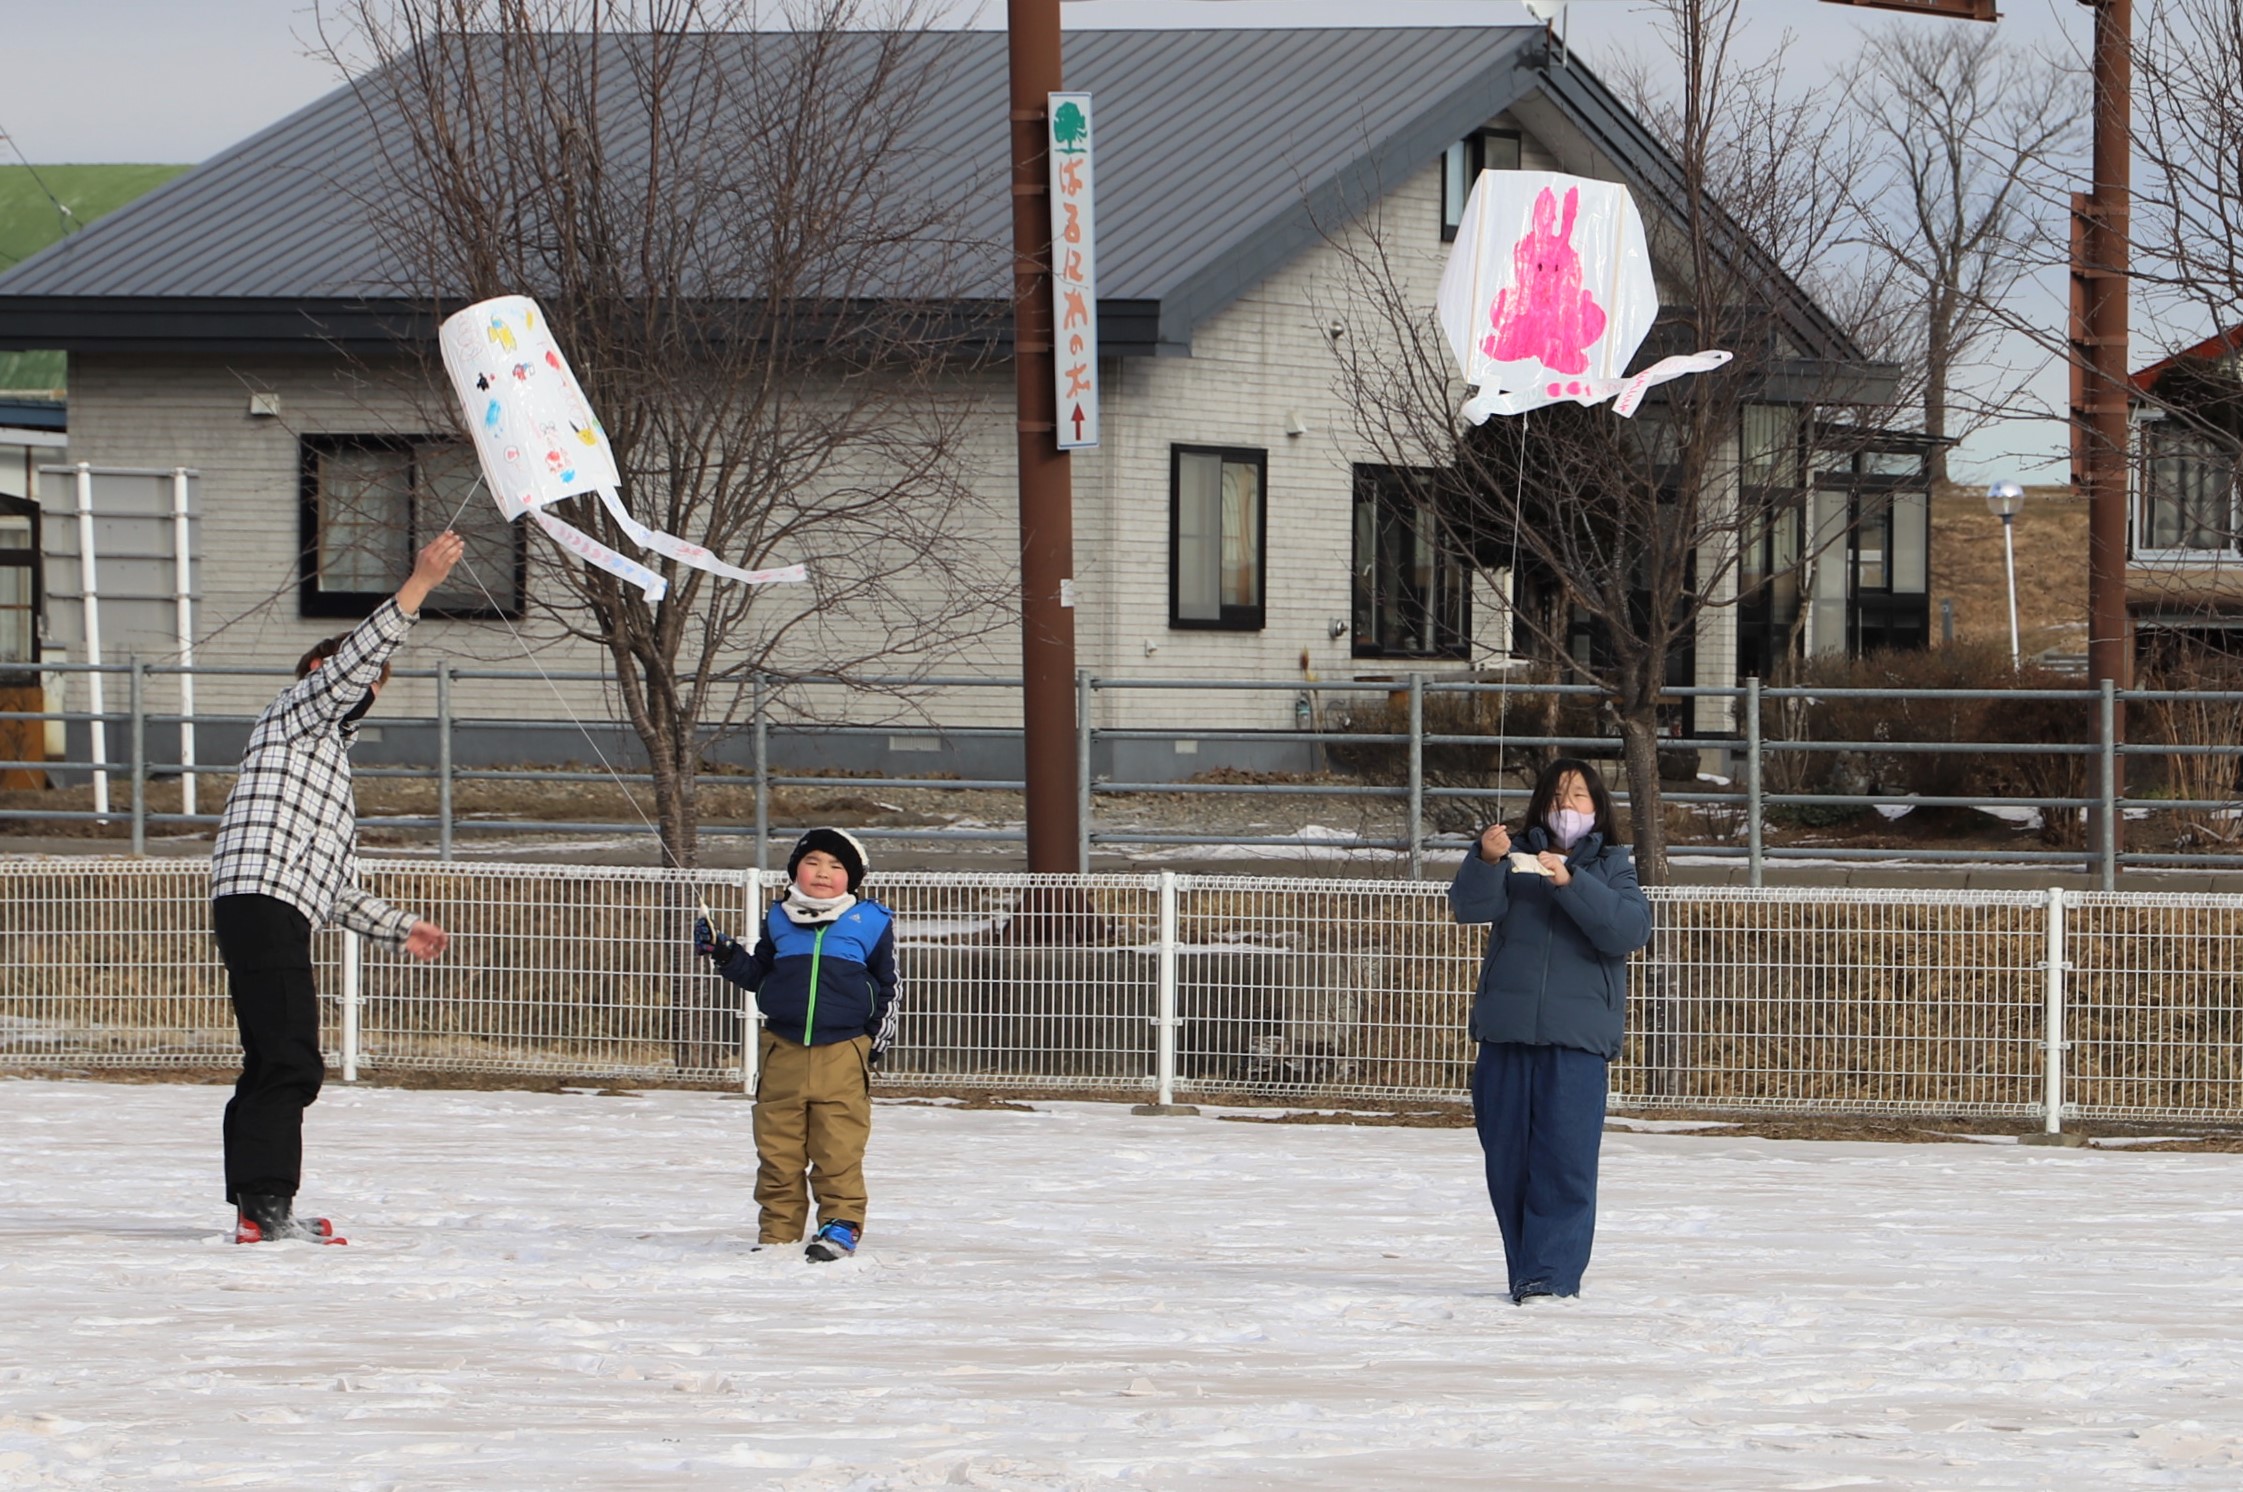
1746,676,1763,888
1407,673,1425,880
128,657,146,856
341,928,361,1083
752,674,769,879
1076,669,1093,874
437,665,454,862
2042,887,2067,1136
1132,870,1196,1116
739,875,760,1095
2098,678,2118,891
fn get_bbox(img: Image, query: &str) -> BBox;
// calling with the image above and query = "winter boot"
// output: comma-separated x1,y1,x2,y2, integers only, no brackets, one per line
804,1219,861,1262
234,1192,343,1245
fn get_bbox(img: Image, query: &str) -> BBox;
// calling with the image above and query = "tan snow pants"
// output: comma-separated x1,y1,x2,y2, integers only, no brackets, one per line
752,1030,873,1244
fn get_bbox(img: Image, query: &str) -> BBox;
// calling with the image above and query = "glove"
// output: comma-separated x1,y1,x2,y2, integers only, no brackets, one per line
694,916,741,966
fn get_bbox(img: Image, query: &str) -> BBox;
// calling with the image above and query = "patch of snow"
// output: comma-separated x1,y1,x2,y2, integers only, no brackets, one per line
3,1082,2242,1487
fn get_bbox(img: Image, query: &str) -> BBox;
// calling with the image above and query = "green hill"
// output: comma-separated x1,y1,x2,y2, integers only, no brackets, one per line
0,163,190,396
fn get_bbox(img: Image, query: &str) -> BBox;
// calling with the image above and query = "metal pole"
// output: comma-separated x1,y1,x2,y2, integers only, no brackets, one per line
2099,678,2118,890
1155,869,1179,1108
1746,676,1764,888
128,657,145,856
1008,0,1079,873
1406,673,1425,880
341,929,361,1083
437,665,454,862
74,463,109,818
2001,514,2020,668
752,673,769,880
171,468,197,817
2042,886,2067,1136
1076,669,1093,874
2079,0,2132,851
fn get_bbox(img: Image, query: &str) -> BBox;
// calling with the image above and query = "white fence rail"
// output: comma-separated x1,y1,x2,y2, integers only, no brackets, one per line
5,860,2242,1127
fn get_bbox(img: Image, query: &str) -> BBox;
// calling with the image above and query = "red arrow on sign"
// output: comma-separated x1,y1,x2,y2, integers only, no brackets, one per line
1070,404,1087,440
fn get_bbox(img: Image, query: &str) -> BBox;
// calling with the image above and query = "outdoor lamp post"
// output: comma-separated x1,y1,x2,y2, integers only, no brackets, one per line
1987,480,2027,666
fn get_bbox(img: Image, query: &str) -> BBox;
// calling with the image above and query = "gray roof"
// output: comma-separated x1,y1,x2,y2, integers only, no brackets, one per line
0,26,1858,365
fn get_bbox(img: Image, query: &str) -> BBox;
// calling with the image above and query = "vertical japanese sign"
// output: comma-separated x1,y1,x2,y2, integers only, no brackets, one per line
1048,91,1099,450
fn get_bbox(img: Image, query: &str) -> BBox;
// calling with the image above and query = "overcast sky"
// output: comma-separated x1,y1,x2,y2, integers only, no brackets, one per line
4,0,2101,480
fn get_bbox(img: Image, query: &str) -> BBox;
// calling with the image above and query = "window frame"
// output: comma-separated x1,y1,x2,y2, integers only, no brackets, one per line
1167,443,1269,632
1440,129,1524,243
2136,416,2243,562
1351,463,1473,661
0,493,41,684
299,434,525,621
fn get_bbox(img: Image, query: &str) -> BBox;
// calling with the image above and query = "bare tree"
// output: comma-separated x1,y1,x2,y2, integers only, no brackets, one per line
316,0,1008,868
1327,0,1897,883
1840,25,2079,486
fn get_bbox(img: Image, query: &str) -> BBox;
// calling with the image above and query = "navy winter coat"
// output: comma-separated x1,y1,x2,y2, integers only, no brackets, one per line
713,899,901,1049
1448,827,1654,1060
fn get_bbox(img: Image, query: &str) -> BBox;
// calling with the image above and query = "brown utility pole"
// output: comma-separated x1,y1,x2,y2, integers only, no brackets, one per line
1823,0,2131,862
1007,0,1079,873
2074,0,2132,868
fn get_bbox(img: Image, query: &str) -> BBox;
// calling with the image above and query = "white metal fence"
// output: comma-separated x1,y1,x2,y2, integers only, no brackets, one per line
5,859,2243,1127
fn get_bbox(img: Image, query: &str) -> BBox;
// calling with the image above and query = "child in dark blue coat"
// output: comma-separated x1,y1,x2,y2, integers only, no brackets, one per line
696,828,900,1261
1449,757,1652,1304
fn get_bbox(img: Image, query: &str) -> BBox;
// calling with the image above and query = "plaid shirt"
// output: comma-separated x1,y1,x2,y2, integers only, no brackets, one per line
211,599,420,949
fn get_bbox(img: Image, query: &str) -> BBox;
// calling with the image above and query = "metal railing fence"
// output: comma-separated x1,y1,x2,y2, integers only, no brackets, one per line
7,662,2242,881
7,858,2243,1127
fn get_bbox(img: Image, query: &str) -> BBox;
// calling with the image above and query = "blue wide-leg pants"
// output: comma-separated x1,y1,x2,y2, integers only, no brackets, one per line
1470,1040,1608,1298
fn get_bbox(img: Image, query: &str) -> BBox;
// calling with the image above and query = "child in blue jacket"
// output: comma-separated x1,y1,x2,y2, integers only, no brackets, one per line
1449,757,1652,1304
697,828,900,1261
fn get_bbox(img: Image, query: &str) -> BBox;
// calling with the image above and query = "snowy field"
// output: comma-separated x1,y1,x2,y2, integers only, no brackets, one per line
4,1081,2242,1490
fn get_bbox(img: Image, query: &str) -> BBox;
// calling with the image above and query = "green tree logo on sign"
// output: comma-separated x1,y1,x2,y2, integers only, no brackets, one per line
1052,100,1088,152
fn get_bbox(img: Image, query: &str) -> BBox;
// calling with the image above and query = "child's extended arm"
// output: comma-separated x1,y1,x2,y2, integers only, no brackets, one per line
865,924,901,1065
694,915,774,991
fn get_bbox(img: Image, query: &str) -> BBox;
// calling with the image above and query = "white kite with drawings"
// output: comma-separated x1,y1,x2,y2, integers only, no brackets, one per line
438,294,808,602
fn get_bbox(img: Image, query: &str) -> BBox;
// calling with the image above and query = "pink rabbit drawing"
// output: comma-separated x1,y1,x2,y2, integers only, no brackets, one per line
1483,185,1606,374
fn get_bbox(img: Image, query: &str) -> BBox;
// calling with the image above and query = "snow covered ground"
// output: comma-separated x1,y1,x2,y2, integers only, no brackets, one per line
4,1080,2242,1490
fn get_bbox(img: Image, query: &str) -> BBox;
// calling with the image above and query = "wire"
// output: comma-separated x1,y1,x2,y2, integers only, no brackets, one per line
1494,406,1527,826
448,543,724,922
0,122,80,264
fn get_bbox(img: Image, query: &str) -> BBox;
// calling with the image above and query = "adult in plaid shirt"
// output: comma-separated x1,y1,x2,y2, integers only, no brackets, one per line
211,531,464,1242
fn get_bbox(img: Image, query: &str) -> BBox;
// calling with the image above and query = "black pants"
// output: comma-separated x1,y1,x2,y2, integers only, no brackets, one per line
212,893,324,1203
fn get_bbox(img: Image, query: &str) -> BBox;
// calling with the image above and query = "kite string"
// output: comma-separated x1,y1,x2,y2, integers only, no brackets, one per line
448,546,733,927
1495,407,1527,830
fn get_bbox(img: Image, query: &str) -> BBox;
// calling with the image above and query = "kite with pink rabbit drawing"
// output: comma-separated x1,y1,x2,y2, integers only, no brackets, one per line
1436,171,1729,422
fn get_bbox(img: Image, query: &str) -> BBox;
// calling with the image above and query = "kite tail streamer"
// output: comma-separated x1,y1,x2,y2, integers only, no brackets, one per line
530,509,670,603
591,488,809,587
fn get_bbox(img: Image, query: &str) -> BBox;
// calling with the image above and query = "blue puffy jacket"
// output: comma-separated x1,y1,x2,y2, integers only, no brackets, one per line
713,899,901,1052
1447,827,1653,1059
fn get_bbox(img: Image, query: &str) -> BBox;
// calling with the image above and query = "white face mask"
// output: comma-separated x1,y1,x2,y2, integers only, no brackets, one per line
1547,808,1596,849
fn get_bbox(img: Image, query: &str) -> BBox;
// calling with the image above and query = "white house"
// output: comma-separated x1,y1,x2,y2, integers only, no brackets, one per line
0,25,1904,785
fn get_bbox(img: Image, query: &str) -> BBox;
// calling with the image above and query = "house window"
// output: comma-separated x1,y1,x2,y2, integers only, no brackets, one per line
300,437,523,619
1169,445,1266,629
1352,465,1470,658
0,496,38,675
1441,130,1523,241
2140,420,2240,554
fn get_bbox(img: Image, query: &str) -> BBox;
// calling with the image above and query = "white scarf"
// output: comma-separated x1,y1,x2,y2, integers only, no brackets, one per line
780,887,857,926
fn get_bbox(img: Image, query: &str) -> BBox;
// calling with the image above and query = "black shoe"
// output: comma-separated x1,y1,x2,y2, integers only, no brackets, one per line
234,1192,336,1244
1512,1281,1556,1306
